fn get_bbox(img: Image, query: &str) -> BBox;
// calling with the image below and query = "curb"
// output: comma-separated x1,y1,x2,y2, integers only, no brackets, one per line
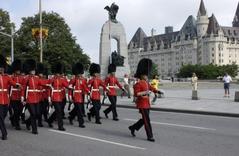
102,103,239,118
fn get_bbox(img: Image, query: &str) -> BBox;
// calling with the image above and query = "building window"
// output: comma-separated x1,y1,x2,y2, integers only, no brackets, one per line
212,54,214,57
212,48,214,51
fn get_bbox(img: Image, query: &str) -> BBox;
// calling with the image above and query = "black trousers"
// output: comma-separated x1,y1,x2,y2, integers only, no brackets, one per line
104,96,118,119
38,100,49,124
26,103,40,133
0,105,8,137
10,100,22,128
48,102,64,129
62,98,66,118
130,109,153,139
69,103,84,126
89,100,101,122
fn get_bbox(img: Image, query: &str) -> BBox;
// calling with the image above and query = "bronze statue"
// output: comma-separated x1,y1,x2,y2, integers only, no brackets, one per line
111,51,125,66
104,3,119,23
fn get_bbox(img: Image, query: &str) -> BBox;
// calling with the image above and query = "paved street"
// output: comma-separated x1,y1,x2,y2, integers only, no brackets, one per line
1,106,239,156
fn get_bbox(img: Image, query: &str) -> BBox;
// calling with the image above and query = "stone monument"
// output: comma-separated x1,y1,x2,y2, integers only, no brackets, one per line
99,3,130,78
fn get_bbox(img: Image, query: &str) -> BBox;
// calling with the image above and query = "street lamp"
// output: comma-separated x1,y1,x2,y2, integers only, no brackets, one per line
0,26,15,63
39,0,43,63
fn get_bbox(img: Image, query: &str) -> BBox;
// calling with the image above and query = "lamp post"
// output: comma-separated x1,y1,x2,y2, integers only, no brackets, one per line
0,26,15,63
39,0,43,63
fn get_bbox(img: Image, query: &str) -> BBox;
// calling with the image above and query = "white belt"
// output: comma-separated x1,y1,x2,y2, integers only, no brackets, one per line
74,90,82,93
0,89,7,92
28,89,39,92
108,86,116,88
52,90,62,92
11,88,20,91
91,89,99,91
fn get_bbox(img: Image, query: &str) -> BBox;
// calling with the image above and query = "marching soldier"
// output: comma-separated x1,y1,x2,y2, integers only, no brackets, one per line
21,59,48,134
128,58,161,142
37,63,49,127
87,63,108,124
103,64,125,121
0,55,20,140
47,62,69,131
68,62,89,128
10,59,24,130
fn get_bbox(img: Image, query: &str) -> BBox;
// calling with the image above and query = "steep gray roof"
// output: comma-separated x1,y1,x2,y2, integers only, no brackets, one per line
207,14,220,35
128,27,147,48
198,0,207,16
178,15,197,38
222,26,239,39
233,2,239,27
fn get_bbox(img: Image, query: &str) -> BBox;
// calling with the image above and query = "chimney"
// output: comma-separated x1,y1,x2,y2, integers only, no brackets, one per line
165,26,173,34
151,28,156,36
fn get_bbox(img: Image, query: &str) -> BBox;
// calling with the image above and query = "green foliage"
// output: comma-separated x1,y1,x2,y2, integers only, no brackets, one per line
15,11,90,73
0,9,15,56
150,63,159,79
177,64,238,79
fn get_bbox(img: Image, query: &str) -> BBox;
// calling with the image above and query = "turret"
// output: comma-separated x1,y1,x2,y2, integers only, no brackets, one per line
196,0,209,37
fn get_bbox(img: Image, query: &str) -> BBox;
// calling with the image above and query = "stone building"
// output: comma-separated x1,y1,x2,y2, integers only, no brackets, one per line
128,0,239,78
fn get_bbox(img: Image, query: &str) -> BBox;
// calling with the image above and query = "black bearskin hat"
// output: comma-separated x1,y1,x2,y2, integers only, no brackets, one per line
134,58,153,78
72,62,84,75
89,63,100,76
24,59,36,74
108,64,116,74
0,55,7,69
37,63,44,74
11,59,22,73
52,62,64,74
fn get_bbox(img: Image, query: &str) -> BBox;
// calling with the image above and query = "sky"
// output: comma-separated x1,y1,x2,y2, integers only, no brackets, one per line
0,0,238,63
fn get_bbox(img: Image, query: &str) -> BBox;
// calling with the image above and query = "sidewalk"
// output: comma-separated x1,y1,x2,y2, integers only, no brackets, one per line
103,82,239,117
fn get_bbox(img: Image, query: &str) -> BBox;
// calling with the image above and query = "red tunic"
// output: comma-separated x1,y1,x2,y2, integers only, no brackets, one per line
10,74,24,101
38,77,49,102
133,80,157,109
69,76,89,104
49,76,69,102
0,74,17,105
21,75,47,104
88,76,106,100
104,75,123,96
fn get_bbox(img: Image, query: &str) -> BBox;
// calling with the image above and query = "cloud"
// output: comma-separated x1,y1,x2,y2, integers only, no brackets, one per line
0,0,237,63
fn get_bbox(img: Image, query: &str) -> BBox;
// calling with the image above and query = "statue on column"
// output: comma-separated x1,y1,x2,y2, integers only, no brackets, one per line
104,3,119,23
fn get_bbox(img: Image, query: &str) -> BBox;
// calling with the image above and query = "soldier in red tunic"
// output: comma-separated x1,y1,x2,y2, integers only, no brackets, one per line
10,59,24,130
68,62,89,128
0,55,19,140
87,63,108,124
103,64,125,121
128,58,161,142
47,62,69,131
21,59,48,135
37,63,49,127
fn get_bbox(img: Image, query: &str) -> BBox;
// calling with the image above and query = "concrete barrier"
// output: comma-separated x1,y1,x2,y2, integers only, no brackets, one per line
234,91,239,102
192,90,199,100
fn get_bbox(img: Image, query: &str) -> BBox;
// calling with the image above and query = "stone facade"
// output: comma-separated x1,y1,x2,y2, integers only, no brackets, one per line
128,0,239,78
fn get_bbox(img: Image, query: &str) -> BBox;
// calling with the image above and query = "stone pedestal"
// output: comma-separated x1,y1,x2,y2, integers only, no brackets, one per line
99,20,130,78
234,91,239,102
192,90,199,100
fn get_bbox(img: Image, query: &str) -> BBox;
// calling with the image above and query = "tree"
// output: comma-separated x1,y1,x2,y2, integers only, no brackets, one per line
15,11,90,73
177,64,238,79
150,63,159,79
0,9,15,57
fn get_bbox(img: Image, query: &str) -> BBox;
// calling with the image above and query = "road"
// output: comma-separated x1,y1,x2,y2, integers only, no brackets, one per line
1,106,239,156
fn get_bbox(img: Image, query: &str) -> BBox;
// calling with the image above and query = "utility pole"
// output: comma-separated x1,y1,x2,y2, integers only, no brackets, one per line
39,0,43,63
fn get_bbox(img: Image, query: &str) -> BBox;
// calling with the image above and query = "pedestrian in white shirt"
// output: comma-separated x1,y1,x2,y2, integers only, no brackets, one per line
223,73,232,97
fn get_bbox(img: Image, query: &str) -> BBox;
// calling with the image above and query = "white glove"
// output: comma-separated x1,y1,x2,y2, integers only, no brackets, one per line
21,96,24,103
48,97,52,105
